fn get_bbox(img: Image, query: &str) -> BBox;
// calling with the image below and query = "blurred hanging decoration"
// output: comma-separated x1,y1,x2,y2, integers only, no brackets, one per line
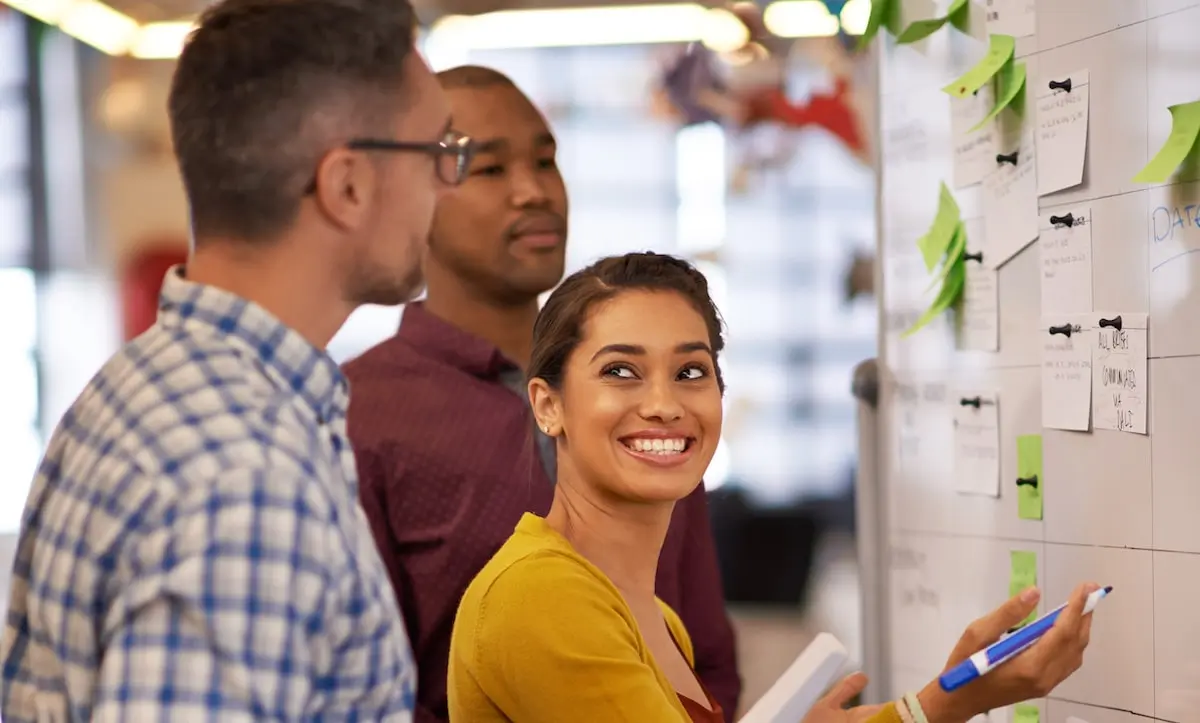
650,0,870,191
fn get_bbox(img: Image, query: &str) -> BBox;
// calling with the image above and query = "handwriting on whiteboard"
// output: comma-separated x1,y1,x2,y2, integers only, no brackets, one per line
1151,195,1200,272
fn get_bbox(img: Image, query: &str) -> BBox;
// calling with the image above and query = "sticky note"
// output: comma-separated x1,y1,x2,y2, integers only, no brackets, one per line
1014,703,1039,723
925,223,967,292
969,61,1027,132
896,0,969,44
1016,434,1043,520
943,34,1015,99
1010,550,1038,625
1134,100,1200,183
903,257,966,337
856,0,897,51
918,183,963,271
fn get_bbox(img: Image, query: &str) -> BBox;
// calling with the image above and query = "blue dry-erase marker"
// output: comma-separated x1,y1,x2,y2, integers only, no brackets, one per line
939,586,1112,693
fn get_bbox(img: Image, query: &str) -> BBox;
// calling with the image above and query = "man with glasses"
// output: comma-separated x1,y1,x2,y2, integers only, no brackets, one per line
344,65,741,722
0,0,470,719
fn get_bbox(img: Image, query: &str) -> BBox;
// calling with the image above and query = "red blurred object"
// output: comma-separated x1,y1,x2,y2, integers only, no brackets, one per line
120,243,188,341
742,76,864,152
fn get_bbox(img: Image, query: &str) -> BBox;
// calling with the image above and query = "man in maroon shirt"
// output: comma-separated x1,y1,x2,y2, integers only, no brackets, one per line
344,65,741,722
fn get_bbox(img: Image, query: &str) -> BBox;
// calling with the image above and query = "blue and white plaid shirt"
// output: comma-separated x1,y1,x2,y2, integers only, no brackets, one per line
1,267,416,722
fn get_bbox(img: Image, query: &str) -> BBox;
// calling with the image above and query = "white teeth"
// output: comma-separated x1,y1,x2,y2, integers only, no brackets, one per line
625,437,688,455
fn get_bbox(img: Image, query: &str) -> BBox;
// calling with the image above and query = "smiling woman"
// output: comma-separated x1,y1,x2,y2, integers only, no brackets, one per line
447,252,734,722
446,252,1099,723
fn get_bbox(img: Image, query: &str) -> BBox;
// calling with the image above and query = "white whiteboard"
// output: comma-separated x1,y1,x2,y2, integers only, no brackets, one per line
872,2,1200,722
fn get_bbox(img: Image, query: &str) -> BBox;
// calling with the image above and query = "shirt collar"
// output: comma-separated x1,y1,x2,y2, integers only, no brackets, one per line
396,301,515,378
156,265,349,422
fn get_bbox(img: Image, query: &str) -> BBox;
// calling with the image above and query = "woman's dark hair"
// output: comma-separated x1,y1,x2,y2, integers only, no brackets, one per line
528,252,726,393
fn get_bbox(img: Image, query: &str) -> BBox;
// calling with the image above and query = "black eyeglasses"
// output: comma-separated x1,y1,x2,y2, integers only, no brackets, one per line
303,128,475,194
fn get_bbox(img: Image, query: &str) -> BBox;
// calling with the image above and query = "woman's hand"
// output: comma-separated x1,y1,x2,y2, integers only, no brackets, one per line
916,582,1098,723
800,672,886,723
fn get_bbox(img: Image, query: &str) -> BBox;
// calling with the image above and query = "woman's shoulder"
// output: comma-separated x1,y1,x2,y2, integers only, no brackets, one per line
458,513,626,626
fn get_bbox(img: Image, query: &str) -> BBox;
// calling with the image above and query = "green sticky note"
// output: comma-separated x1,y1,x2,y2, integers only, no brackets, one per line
1016,434,1043,520
896,15,948,44
1013,703,1039,723
896,0,969,44
1009,550,1038,625
856,0,894,51
1134,100,1200,183
942,34,1016,98
917,183,962,270
925,223,967,292
946,0,970,31
969,61,1027,132
902,257,966,337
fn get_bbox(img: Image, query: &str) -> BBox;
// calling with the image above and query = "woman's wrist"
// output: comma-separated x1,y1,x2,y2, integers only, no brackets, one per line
913,680,969,723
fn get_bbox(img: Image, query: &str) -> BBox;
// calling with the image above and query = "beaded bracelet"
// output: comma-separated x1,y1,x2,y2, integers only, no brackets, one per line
894,697,915,723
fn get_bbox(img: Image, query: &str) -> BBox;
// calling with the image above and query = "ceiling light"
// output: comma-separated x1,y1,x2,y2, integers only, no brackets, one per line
130,21,194,59
426,3,748,51
839,0,871,35
57,0,139,55
3,0,73,26
762,0,841,38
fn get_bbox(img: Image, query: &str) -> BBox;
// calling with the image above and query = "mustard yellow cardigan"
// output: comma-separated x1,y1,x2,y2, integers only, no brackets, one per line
448,513,904,723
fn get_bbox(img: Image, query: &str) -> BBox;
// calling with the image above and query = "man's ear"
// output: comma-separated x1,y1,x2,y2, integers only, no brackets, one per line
528,377,563,437
312,147,375,231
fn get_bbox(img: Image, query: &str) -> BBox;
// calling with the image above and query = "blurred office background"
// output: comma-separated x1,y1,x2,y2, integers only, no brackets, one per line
0,2,877,713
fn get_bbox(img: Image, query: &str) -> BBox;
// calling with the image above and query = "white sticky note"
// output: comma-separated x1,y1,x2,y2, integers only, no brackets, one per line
1038,207,1093,315
1036,69,1089,195
954,389,1001,497
951,85,998,189
985,0,1035,37
1041,314,1092,431
984,126,1039,269
960,259,999,351
1091,312,1149,435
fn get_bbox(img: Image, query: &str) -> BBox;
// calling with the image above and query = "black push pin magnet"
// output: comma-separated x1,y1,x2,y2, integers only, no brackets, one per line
1048,78,1073,93
1016,475,1039,488
960,396,982,408
1049,213,1075,227
1099,315,1123,331
1048,323,1073,338
996,151,1019,165
963,251,984,263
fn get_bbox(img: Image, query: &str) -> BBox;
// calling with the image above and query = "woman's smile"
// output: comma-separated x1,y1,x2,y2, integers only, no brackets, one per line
618,431,698,467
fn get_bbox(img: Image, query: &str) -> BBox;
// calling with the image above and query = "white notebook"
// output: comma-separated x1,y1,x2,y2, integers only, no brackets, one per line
737,633,850,723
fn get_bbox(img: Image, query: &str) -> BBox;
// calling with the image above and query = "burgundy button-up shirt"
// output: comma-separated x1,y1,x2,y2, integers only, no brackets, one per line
344,302,741,722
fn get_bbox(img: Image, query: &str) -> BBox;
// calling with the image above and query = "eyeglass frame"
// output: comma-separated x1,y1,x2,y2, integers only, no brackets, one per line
302,128,476,194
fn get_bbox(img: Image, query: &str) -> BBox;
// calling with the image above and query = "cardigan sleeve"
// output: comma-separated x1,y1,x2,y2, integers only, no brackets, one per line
461,552,687,723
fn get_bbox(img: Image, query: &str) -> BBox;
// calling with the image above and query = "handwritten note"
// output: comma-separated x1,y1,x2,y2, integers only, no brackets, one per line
951,85,998,188
960,259,998,351
1009,550,1038,625
1036,69,1090,194
1016,434,1042,520
896,380,949,471
986,0,1035,38
1013,703,1040,723
1091,312,1148,435
1041,313,1092,431
1135,100,1200,184
891,544,940,611
943,34,1015,99
954,390,1000,497
1039,207,1093,315
984,126,1039,268
1150,197,1200,274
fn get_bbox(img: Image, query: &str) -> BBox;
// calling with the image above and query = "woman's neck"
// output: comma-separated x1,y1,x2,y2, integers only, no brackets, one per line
545,473,675,599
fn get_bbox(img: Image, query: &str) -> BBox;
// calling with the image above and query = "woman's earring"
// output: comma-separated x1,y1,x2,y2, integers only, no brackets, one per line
543,425,553,436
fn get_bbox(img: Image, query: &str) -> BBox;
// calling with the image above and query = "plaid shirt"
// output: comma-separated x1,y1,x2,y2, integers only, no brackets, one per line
0,267,416,722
